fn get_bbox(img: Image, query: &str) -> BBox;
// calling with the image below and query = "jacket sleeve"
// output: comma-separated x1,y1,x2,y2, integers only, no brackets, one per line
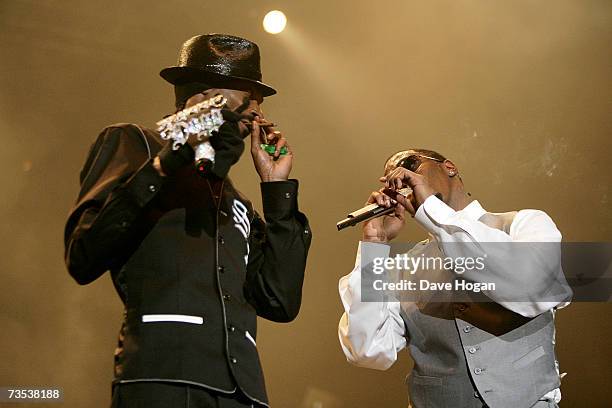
244,180,312,322
64,125,167,285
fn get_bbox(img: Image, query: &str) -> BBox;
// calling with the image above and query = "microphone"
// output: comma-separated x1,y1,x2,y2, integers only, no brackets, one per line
157,95,227,175
336,187,412,231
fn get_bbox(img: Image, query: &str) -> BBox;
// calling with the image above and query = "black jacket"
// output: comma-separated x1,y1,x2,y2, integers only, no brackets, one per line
64,124,311,406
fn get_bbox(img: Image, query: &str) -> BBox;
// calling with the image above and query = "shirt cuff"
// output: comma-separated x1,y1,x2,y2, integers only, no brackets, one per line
414,194,456,232
260,179,299,218
357,241,392,264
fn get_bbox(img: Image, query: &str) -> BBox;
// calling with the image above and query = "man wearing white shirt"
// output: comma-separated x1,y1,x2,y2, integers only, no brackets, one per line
338,149,572,408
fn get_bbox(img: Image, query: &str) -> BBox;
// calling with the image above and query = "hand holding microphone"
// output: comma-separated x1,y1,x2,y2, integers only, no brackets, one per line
154,90,261,179
359,188,409,243
336,166,441,235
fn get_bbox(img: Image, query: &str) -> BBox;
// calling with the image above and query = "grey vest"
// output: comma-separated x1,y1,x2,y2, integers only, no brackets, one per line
400,212,562,408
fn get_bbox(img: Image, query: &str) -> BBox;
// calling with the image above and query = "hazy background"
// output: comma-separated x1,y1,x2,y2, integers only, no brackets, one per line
1,0,610,407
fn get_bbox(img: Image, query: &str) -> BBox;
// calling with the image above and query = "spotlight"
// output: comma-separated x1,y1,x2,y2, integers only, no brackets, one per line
263,10,287,34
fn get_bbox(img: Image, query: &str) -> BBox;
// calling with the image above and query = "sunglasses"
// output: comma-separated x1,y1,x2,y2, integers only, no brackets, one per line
396,154,445,173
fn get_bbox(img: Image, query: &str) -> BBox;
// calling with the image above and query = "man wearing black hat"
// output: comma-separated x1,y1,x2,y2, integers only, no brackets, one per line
64,34,311,407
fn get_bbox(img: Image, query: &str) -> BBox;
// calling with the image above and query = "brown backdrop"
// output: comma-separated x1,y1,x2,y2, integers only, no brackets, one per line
0,1,610,407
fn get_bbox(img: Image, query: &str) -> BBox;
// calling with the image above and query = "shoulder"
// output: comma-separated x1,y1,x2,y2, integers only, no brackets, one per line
85,123,163,164
510,209,562,241
514,209,558,228
97,123,163,151
78,123,161,184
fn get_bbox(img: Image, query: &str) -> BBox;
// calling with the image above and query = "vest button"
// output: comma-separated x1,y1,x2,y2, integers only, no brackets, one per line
229,325,236,332
223,294,231,301
474,367,483,375
218,265,225,273
230,357,237,364
148,184,157,192
218,236,225,245
463,326,472,333
468,347,477,354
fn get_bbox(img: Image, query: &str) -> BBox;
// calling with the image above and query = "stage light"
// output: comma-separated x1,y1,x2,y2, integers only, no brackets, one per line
263,10,287,34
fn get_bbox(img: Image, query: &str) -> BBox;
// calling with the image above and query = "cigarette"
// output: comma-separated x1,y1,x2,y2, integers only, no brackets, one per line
245,121,276,128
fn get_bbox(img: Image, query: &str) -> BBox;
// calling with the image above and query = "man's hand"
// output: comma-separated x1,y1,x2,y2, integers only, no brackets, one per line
380,168,437,216
362,189,406,243
182,90,259,180
196,88,258,136
182,91,254,148
250,118,292,182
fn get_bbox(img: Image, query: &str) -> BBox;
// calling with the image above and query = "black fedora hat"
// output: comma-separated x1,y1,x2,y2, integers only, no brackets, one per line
160,34,276,97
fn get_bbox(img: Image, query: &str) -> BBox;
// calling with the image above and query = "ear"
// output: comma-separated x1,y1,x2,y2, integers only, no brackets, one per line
442,160,458,176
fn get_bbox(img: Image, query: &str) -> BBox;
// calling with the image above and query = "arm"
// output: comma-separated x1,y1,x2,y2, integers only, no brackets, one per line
244,180,311,322
415,195,572,317
338,242,407,370
241,104,313,322
64,125,180,284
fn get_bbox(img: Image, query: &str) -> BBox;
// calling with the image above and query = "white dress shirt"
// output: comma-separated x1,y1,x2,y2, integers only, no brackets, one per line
338,196,569,403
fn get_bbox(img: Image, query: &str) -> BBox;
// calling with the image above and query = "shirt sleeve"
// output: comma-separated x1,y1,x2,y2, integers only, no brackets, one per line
338,241,407,370
414,195,572,317
243,180,312,323
64,125,167,285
